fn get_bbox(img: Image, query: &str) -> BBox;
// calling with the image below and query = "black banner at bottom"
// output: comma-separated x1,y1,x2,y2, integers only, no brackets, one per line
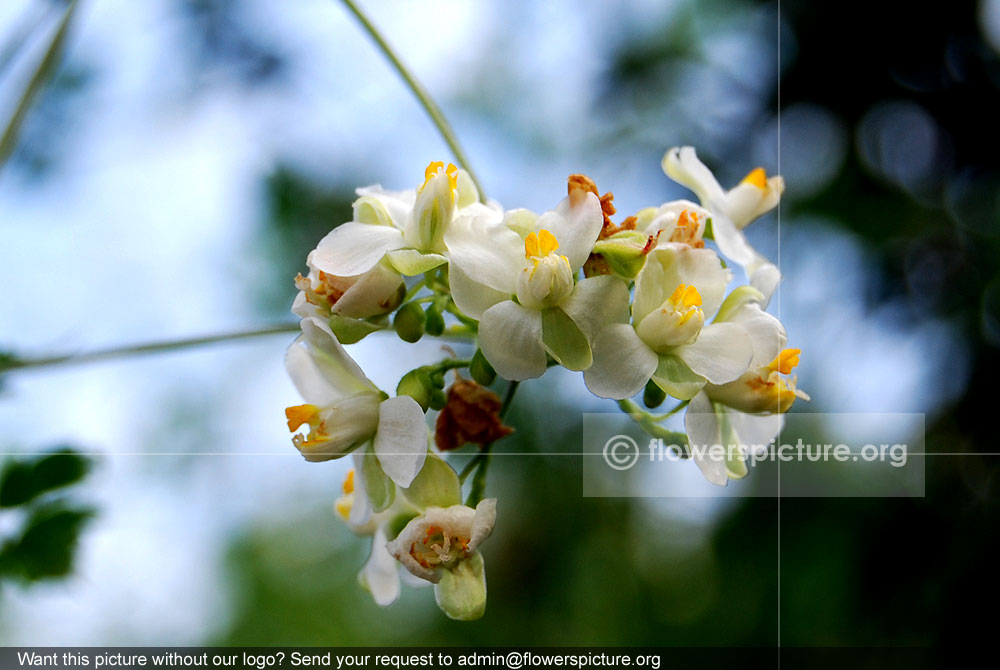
0,647,946,670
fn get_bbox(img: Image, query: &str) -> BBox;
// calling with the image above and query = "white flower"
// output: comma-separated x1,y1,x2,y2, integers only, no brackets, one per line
309,162,500,278
635,199,712,248
663,147,783,301
284,316,427,487
684,347,809,486
446,191,629,380
292,258,405,321
386,499,497,621
584,244,754,400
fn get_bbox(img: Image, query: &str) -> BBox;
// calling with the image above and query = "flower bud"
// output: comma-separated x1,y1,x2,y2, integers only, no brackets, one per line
643,379,667,409
424,302,446,337
394,302,425,343
469,349,496,387
396,369,435,411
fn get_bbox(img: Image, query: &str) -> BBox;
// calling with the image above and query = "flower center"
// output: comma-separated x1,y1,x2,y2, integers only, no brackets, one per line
745,348,810,413
635,283,706,351
667,209,705,248
516,229,574,309
409,524,471,569
295,271,346,316
285,404,330,448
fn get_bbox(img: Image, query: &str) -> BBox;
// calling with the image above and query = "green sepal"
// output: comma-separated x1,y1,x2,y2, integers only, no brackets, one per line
650,354,706,400
402,453,462,510
714,285,766,323
386,249,447,276
328,314,385,345
541,307,592,371
359,444,395,513
434,552,487,621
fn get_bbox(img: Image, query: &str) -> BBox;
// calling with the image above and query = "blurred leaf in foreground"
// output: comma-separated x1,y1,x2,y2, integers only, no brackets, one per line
0,448,95,585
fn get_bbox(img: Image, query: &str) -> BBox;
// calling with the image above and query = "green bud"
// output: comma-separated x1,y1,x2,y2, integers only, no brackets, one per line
425,302,445,337
428,388,447,411
397,369,435,411
643,379,667,409
469,349,496,386
394,302,425,343
592,230,653,279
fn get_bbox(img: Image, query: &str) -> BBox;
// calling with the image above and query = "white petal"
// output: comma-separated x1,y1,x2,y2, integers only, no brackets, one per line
444,212,522,292
311,222,407,277
360,526,401,606
355,184,415,227
373,395,428,488
583,324,658,400
675,322,754,384
711,215,760,267
749,261,781,306
332,263,404,318
479,301,547,381
727,303,787,368
684,392,728,486
286,321,372,405
560,275,630,341
349,451,373,527
662,147,727,210
729,411,784,454
467,498,497,553
448,262,508,320
299,317,375,392
546,192,604,270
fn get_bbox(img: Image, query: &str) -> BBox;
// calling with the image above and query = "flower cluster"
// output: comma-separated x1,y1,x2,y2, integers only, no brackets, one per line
282,149,808,618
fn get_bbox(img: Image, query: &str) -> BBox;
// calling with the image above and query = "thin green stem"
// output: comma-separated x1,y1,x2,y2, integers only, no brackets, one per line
444,302,479,330
0,0,79,170
463,380,519,503
617,398,689,452
1,323,301,374
338,0,486,202
651,399,689,422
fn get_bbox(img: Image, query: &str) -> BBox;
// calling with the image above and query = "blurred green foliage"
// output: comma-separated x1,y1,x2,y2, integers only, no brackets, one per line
0,448,94,583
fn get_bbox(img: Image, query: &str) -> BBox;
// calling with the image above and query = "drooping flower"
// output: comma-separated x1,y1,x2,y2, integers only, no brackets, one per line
446,184,629,380
663,146,783,301
386,498,497,621
684,347,810,486
292,257,404,322
584,243,754,400
309,162,501,279
284,316,426,487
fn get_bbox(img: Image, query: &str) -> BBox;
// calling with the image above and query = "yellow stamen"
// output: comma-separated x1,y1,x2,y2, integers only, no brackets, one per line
741,167,768,189
524,229,560,259
285,404,319,432
422,161,458,191
342,469,355,495
668,284,702,308
676,209,697,229
767,348,801,375
335,496,352,521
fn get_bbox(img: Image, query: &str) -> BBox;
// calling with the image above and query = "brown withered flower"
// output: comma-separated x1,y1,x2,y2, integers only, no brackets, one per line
435,379,515,451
